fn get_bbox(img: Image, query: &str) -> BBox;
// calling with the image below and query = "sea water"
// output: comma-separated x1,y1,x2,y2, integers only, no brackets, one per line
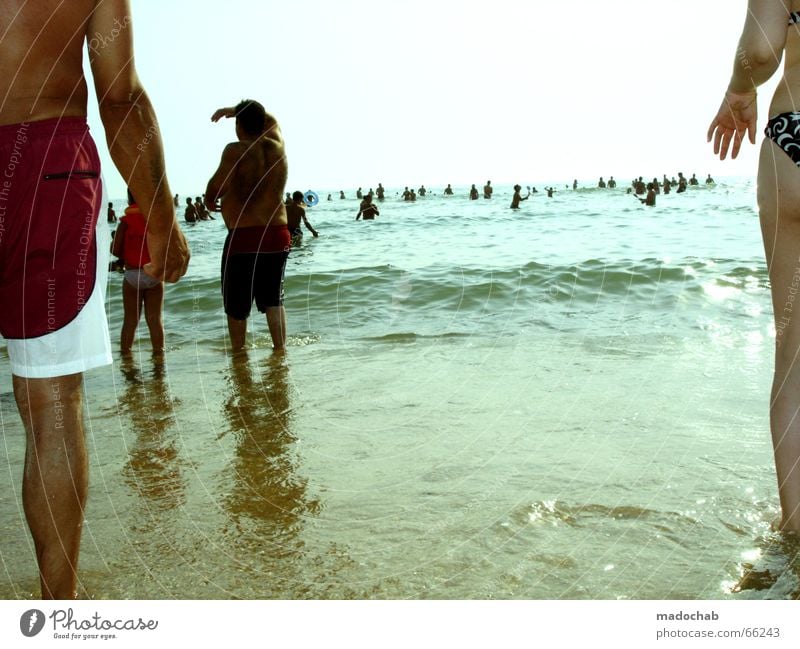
1,179,798,599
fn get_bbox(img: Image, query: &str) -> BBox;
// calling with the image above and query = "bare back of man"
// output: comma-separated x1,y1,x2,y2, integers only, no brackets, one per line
285,201,304,231
211,122,288,230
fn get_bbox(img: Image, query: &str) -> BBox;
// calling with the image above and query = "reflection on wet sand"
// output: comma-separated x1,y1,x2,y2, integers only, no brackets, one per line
119,357,187,522
221,353,319,545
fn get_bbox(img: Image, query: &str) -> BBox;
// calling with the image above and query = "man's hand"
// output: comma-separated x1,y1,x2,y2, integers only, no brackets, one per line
707,89,757,160
143,220,190,283
210,106,237,122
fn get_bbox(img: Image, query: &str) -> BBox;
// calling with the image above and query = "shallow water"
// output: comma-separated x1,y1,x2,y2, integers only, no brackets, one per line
1,179,799,599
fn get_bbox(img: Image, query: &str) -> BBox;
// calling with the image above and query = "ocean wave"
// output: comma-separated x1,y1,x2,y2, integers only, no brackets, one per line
281,258,767,311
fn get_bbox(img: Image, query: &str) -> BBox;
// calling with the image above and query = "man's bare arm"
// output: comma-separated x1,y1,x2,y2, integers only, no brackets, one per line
302,213,319,236
205,143,240,208
88,0,188,282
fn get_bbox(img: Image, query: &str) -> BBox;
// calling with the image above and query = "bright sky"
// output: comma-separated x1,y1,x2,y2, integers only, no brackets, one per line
88,0,775,199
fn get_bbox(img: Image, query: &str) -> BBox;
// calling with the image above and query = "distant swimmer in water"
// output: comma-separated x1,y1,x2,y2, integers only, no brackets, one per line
531,186,538,193
418,184,426,196
663,175,671,194
545,186,556,197
608,176,617,188
705,174,715,184
484,180,493,199
184,196,198,222
340,190,346,199
195,196,214,220
510,184,530,209
327,193,333,201
376,183,385,200
598,176,606,188
173,193,179,207
107,201,117,223
573,179,578,190
356,193,380,220
286,190,319,245
469,184,479,200
637,183,656,206
689,173,699,186
444,184,454,195
357,187,363,199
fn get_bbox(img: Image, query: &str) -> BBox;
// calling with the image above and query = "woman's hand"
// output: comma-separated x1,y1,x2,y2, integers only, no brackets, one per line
707,89,757,160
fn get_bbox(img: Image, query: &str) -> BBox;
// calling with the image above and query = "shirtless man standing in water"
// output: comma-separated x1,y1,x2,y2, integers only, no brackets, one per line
206,101,291,352
0,0,189,598
286,191,319,246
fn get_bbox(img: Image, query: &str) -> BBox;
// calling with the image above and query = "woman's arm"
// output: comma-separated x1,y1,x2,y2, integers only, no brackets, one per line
708,0,790,159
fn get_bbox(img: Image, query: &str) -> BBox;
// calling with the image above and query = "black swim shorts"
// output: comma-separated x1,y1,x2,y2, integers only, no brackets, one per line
221,251,289,319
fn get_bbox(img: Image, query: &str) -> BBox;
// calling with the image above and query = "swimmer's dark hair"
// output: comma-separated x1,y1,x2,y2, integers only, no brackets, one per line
234,99,267,136
292,191,304,202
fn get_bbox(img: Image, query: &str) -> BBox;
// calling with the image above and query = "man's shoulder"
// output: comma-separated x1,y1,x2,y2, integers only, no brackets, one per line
224,141,247,155
260,135,285,156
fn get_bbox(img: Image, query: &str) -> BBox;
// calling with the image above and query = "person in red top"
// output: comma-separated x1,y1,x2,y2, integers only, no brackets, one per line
112,190,165,354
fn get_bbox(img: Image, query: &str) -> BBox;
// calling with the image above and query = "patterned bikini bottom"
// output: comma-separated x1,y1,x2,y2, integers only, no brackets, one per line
765,112,800,166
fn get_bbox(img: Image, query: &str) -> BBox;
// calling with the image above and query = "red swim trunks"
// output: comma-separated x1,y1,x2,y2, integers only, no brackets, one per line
0,117,102,339
223,224,291,256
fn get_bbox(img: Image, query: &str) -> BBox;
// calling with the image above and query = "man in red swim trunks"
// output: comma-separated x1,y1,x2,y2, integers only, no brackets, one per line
206,100,291,352
0,0,190,598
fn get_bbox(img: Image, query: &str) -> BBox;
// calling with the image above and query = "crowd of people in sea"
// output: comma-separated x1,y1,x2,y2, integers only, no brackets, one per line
296,171,718,213
105,171,717,229
105,170,721,239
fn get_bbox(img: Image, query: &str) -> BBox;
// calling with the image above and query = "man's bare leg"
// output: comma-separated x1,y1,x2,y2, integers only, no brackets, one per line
13,373,87,599
227,315,248,352
265,306,286,351
759,139,800,532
